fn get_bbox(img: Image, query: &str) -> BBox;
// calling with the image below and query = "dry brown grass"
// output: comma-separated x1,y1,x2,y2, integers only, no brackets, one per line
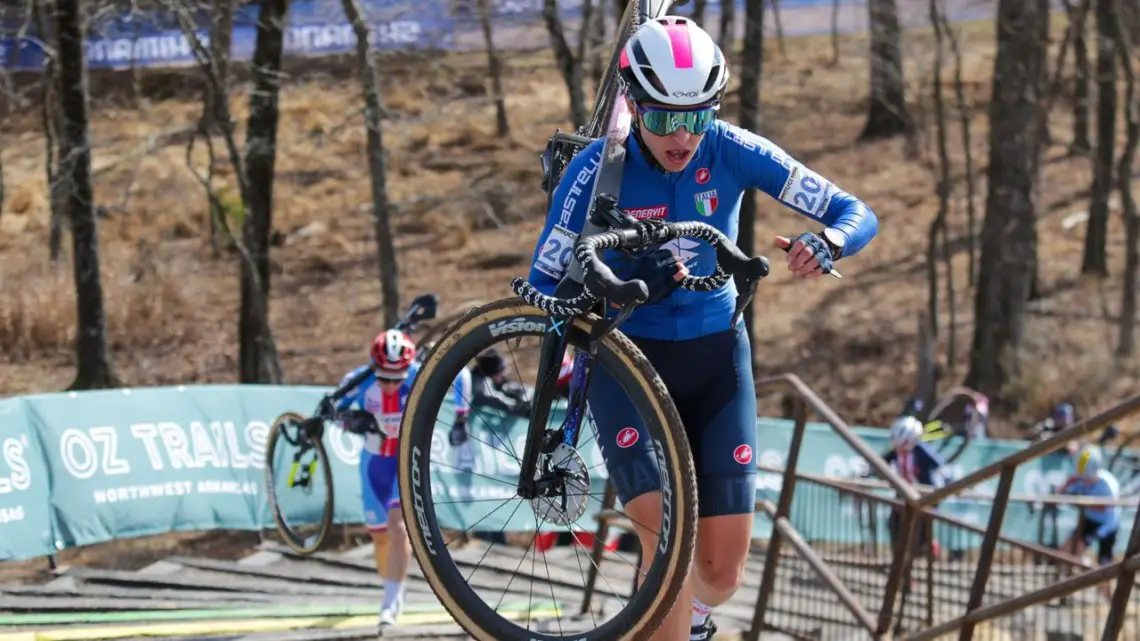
1,19,1138,435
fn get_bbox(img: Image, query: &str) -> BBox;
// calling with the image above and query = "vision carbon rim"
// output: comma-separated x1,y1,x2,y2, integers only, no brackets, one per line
398,298,696,641
266,412,335,555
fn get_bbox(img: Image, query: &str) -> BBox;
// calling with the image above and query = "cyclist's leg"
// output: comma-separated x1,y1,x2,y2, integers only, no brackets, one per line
375,454,408,622
586,364,692,641
1097,528,1118,599
677,326,757,629
360,449,392,575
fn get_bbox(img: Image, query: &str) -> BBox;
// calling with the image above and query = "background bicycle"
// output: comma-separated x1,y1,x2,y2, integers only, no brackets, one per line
264,293,442,555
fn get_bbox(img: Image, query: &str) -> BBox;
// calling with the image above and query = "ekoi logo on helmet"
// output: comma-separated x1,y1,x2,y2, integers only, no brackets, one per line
617,427,640,449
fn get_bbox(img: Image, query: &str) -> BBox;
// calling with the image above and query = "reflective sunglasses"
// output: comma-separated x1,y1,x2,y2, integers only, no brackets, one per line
636,103,719,136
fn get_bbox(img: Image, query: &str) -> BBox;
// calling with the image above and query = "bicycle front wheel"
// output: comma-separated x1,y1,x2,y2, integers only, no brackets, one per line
398,298,696,641
265,412,335,555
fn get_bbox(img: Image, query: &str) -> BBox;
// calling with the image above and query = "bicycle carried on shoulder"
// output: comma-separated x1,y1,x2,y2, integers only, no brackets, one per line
265,293,439,555
394,2,777,637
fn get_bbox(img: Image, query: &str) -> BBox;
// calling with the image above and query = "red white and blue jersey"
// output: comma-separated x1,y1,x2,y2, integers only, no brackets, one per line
335,361,472,457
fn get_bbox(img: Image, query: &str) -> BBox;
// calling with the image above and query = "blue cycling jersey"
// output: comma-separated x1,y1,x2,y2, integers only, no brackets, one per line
528,120,880,341
1062,470,1122,537
883,443,947,488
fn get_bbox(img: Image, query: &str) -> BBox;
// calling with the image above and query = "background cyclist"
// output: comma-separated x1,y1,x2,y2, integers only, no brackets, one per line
527,16,878,641
1057,444,1120,600
882,416,948,564
330,329,472,630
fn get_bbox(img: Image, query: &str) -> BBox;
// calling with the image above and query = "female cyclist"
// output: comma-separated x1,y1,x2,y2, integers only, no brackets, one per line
332,329,471,630
527,16,879,641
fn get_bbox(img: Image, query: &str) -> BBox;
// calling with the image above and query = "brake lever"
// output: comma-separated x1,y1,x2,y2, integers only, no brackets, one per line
730,272,760,328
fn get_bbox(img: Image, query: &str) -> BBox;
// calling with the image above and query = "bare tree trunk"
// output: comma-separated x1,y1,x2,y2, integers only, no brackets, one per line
585,0,607,90
694,0,707,24
239,0,288,384
738,0,764,361
937,7,978,287
861,0,912,140
206,0,235,131
343,0,400,329
476,0,509,136
1113,0,1138,356
965,0,1048,403
56,0,120,390
830,0,842,66
1081,0,1117,277
34,0,66,264
1069,0,1093,155
719,0,736,54
769,0,785,57
916,311,937,407
927,0,953,362
1043,0,1078,150
543,0,588,130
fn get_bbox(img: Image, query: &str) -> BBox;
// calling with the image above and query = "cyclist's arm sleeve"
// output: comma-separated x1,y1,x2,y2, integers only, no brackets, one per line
452,368,472,420
722,123,878,257
527,142,604,296
332,366,371,411
472,375,518,414
925,445,948,469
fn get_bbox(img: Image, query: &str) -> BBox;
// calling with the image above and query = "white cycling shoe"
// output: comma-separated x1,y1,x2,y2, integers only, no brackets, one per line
378,598,404,628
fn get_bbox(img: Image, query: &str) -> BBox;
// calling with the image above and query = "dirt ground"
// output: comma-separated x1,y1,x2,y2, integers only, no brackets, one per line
2,19,1139,575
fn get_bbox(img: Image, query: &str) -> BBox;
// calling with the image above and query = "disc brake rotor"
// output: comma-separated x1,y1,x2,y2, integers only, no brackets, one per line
530,442,591,526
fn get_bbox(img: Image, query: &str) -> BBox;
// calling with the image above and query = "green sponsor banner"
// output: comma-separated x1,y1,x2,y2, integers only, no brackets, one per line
0,385,1134,561
0,397,55,561
752,420,1136,554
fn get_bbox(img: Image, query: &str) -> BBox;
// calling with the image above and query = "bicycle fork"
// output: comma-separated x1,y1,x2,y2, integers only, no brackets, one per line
283,419,323,489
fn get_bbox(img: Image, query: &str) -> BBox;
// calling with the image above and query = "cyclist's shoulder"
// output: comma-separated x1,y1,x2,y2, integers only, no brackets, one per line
914,443,945,465
562,137,605,174
339,365,372,388
1097,470,1121,495
709,120,780,154
403,360,423,385
706,121,796,173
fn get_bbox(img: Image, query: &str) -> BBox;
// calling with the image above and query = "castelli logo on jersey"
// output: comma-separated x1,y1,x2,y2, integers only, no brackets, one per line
734,444,753,465
696,168,710,185
617,427,639,448
625,205,668,220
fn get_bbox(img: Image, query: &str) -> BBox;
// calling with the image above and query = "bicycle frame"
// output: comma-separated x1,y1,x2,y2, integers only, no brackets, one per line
516,0,681,500
273,413,326,489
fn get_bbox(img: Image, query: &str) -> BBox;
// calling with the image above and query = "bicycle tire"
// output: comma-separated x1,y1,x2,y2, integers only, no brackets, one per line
397,298,697,641
265,411,335,555
414,299,488,357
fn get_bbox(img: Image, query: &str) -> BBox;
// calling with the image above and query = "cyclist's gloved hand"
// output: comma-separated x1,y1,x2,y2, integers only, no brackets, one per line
626,247,685,305
775,232,837,278
318,395,335,418
449,416,470,447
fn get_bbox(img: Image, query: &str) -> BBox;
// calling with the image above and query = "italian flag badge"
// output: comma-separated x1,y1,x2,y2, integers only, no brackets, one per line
695,189,718,217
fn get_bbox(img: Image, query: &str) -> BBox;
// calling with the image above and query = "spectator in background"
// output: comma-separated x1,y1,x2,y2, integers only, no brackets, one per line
883,416,948,566
1057,444,1120,600
471,349,532,417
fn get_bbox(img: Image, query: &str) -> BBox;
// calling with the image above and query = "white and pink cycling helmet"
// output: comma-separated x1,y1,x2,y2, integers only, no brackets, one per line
619,16,729,107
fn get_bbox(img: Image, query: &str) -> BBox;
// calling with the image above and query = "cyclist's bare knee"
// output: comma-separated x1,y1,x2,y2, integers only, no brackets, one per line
370,530,390,548
694,513,752,599
388,507,411,551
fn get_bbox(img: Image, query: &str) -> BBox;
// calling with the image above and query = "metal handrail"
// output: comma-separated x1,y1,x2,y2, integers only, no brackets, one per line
755,373,922,505
919,393,1140,507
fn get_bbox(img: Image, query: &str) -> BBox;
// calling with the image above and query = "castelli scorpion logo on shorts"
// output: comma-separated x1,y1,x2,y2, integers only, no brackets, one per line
734,444,753,465
617,427,639,448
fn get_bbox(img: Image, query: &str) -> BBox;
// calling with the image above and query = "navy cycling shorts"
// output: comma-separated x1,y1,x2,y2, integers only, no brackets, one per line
587,324,758,518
